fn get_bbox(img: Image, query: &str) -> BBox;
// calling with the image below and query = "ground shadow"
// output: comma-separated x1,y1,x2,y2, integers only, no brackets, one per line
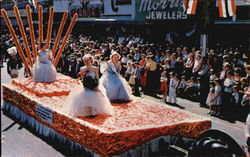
166,102,185,110
2,110,92,157
2,121,17,132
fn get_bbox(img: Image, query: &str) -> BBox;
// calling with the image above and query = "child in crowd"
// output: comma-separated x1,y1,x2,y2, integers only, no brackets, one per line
133,62,141,96
128,63,136,87
210,69,217,81
232,85,241,119
241,87,250,118
177,76,187,98
168,72,179,105
213,79,222,117
160,71,168,102
232,86,241,105
125,61,133,81
239,77,248,95
185,77,200,100
197,77,201,90
207,81,216,115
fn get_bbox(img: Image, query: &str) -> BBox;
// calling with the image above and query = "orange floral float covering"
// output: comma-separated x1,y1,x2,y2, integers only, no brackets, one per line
11,74,81,97
2,75,211,156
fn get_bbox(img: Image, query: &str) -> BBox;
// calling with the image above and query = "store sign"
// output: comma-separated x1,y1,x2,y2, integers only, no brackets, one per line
103,0,133,16
71,7,101,18
135,0,187,20
71,0,102,18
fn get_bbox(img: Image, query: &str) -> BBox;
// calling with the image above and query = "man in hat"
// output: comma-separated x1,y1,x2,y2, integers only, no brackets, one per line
198,57,210,107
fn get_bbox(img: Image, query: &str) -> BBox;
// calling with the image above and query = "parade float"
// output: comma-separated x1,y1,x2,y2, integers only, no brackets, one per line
1,4,245,157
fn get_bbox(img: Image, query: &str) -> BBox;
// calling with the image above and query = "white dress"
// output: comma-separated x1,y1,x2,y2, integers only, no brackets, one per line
214,86,222,106
32,50,57,82
63,71,114,117
206,87,215,106
100,61,132,102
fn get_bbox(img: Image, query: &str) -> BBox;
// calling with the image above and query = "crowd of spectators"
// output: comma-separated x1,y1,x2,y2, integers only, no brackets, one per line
1,29,249,121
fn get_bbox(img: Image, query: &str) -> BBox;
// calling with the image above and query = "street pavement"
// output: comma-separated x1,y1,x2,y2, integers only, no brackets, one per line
1,62,246,157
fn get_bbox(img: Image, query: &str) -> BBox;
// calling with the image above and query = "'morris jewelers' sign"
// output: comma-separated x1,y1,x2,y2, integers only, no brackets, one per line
135,0,187,20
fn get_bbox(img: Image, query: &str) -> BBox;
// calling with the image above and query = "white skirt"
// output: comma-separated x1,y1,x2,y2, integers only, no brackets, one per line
32,62,57,82
206,93,215,106
62,85,114,117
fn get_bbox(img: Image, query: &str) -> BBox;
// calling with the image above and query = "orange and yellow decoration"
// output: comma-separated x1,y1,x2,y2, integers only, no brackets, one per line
1,5,78,77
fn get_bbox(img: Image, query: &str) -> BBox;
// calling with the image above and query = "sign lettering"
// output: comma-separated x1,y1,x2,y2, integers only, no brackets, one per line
36,104,53,124
136,0,187,20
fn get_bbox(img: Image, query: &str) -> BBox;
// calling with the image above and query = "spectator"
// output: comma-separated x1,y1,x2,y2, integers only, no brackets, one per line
177,76,187,98
160,71,168,102
125,61,133,81
192,53,202,77
198,57,210,107
7,46,22,78
220,63,230,81
207,81,216,115
245,65,250,83
144,54,157,96
175,57,184,78
222,70,234,116
133,62,141,96
232,85,241,118
167,72,179,105
139,54,147,92
213,78,222,117
128,63,136,87
184,54,194,79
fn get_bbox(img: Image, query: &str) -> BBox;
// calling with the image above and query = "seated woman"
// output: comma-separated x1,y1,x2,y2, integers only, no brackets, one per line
100,51,133,102
32,42,57,82
63,54,114,117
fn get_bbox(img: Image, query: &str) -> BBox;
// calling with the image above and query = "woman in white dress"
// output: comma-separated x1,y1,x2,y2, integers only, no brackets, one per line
32,42,57,82
63,54,114,117
100,51,133,102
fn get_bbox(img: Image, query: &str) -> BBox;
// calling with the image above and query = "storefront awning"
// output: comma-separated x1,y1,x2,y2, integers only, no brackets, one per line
214,20,250,24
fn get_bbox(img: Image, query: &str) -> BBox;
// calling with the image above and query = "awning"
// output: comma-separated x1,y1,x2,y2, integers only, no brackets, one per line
76,18,144,24
214,20,250,24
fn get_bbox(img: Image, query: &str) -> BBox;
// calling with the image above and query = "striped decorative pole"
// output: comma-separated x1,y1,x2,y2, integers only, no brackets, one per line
51,11,68,58
26,5,38,61
1,9,32,76
13,6,33,65
38,5,43,49
46,6,54,49
53,13,78,67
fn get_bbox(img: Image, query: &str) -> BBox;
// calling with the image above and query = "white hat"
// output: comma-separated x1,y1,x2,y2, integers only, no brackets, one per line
7,46,17,56
110,51,121,59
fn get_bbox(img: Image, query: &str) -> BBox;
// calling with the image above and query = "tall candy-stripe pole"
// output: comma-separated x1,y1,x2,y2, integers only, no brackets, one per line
1,9,32,76
53,13,78,67
38,5,43,49
46,6,54,49
26,5,38,61
13,6,33,65
51,11,68,58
